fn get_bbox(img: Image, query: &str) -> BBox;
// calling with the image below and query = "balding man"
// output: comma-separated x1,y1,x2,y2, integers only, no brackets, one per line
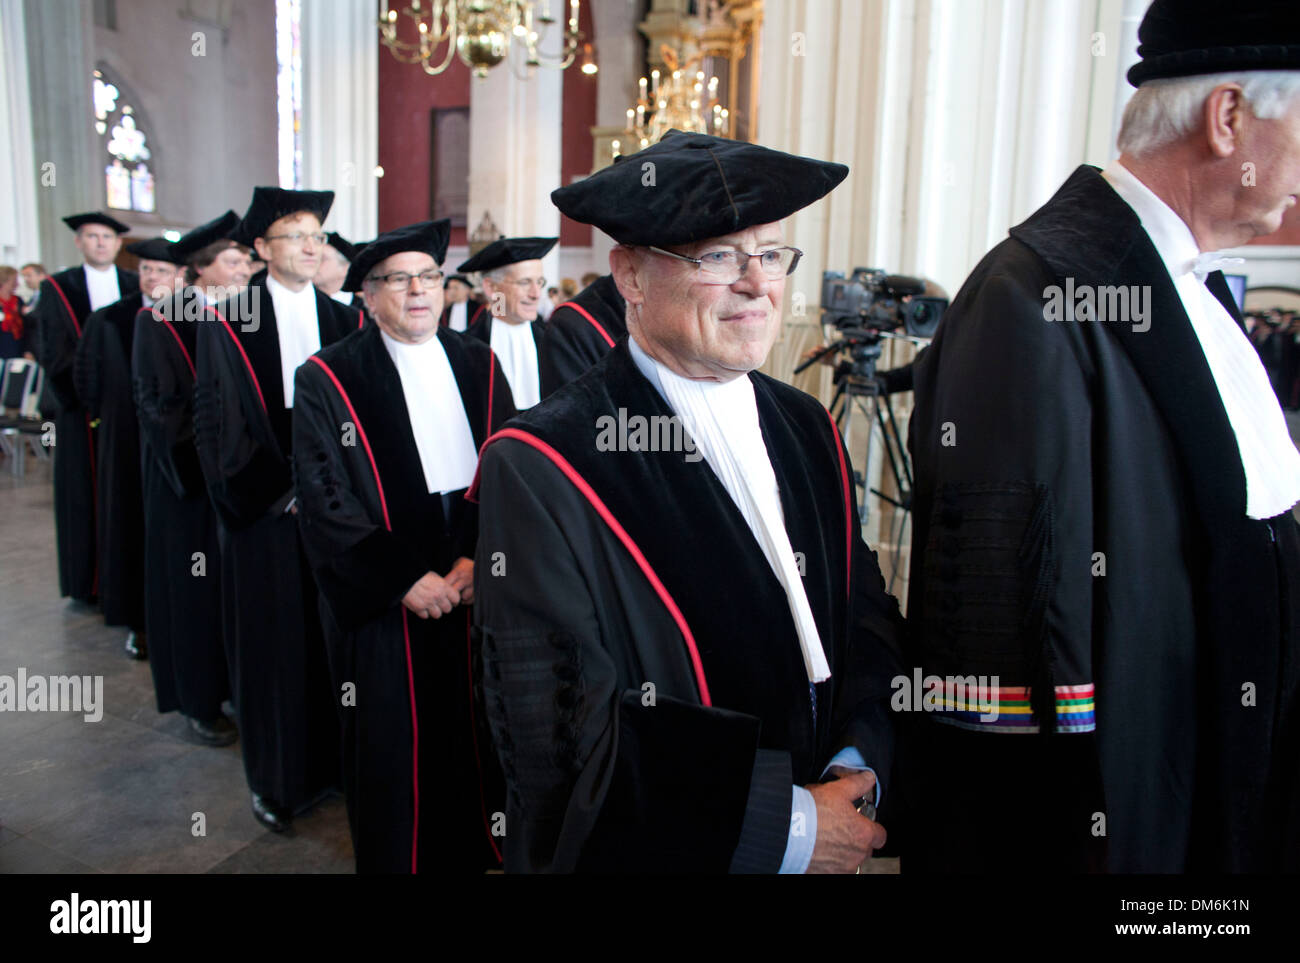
292,220,515,873
35,212,139,605
472,132,904,874
461,237,556,410
905,0,1300,872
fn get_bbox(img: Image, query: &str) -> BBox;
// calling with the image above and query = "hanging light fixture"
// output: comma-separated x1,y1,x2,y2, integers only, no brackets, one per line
622,44,729,152
378,0,595,79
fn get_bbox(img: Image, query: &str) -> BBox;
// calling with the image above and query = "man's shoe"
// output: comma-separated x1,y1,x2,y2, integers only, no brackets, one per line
251,793,291,833
124,631,147,660
187,714,238,747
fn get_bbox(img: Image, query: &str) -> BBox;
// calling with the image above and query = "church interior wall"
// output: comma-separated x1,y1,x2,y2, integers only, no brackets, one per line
90,0,279,233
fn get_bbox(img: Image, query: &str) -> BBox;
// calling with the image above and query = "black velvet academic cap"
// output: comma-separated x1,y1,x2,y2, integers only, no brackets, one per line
457,236,558,274
126,237,186,265
327,232,361,262
63,212,131,234
1128,0,1300,87
343,219,451,292
234,187,334,245
550,130,849,247
173,210,241,262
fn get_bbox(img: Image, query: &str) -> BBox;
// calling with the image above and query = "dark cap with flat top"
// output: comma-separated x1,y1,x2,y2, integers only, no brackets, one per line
126,237,186,265
343,219,451,292
173,210,241,262
550,130,848,248
63,212,131,234
1127,0,1300,87
457,236,558,274
234,187,334,245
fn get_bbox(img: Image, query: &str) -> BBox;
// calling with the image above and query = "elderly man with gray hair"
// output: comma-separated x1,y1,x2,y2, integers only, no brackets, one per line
904,0,1300,873
460,236,555,410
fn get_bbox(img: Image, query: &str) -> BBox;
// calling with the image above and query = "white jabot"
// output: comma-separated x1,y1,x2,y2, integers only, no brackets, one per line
628,336,832,683
1102,159,1300,519
380,330,479,494
267,274,322,408
1190,252,1246,283
490,318,540,409
448,300,468,333
84,264,121,311
329,289,354,305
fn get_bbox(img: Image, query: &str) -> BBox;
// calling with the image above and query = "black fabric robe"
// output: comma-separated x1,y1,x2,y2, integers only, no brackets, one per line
465,313,544,352
34,266,138,602
193,273,361,810
539,274,627,398
293,323,516,873
904,165,1300,873
471,341,904,872
74,291,147,628
439,298,484,330
465,313,545,408
132,288,230,720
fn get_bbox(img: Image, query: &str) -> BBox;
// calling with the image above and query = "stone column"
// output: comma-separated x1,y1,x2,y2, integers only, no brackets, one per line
467,47,563,284
301,0,380,242
24,0,99,270
0,0,41,267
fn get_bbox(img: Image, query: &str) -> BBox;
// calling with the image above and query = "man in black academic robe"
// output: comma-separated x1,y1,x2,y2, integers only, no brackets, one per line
133,211,245,745
474,132,904,873
294,220,516,873
34,212,137,604
75,237,185,655
438,273,483,332
903,0,1300,873
461,236,555,410
539,273,626,398
316,232,366,311
194,187,360,831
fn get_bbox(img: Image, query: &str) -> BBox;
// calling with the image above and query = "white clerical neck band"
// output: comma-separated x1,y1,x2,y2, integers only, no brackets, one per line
628,334,832,682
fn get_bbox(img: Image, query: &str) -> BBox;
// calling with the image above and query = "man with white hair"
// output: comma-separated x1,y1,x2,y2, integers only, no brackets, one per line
460,237,555,409
472,132,904,873
293,220,515,873
905,0,1300,872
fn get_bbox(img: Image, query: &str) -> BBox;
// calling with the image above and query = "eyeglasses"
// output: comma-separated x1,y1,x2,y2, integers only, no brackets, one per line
367,269,444,291
647,245,803,284
496,276,547,290
264,231,328,246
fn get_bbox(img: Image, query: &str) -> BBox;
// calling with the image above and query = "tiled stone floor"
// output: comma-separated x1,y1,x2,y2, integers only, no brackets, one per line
0,457,353,873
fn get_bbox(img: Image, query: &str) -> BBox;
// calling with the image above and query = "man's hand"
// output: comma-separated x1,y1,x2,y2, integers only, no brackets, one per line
805,769,886,874
402,571,460,619
443,557,474,605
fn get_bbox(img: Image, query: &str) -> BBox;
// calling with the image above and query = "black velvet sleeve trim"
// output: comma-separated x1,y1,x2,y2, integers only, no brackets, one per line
313,527,429,631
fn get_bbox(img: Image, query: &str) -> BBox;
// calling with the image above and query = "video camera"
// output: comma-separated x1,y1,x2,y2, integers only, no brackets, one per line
820,268,947,339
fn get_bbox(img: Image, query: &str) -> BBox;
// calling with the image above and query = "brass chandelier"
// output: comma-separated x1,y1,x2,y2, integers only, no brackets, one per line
378,0,596,78
619,45,729,153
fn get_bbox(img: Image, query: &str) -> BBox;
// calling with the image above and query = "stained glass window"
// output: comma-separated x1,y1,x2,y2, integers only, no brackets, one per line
106,159,131,210
275,0,303,189
94,70,155,212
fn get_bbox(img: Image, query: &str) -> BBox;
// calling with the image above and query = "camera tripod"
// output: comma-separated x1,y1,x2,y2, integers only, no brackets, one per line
796,332,914,591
